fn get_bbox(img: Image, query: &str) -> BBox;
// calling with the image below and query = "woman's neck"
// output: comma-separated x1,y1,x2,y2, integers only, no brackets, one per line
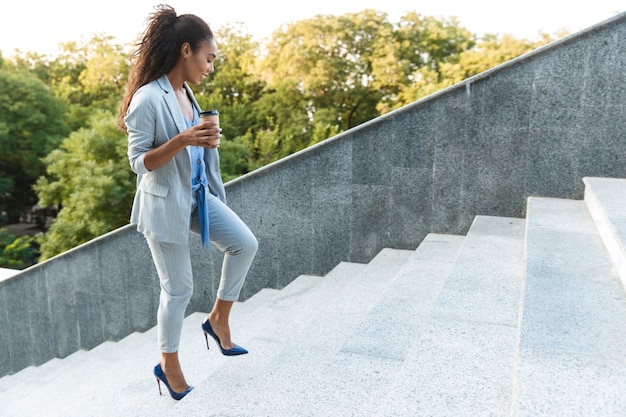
166,72,186,93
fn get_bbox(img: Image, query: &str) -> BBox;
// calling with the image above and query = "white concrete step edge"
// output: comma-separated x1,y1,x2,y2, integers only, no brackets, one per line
173,249,414,417
378,216,526,417
514,197,626,416
583,176,626,290
0,349,88,394
0,256,383,417
180,262,370,381
342,233,465,361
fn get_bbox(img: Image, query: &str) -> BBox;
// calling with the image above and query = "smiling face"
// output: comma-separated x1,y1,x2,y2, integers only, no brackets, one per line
182,39,218,85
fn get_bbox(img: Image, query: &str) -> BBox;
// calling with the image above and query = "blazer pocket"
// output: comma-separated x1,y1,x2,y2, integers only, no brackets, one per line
139,180,169,197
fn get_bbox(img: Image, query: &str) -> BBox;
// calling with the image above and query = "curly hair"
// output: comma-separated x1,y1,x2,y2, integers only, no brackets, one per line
117,4,214,132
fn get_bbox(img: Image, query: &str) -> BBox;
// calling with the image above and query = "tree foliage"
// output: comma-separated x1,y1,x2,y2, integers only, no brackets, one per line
0,228,37,269
33,111,134,260
259,10,392,143
395,33,556,107
7,35,130,130
0,68,70,223
0,10,561,262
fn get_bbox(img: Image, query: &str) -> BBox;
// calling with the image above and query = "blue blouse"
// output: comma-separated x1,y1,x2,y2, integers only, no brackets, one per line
184,107,210,248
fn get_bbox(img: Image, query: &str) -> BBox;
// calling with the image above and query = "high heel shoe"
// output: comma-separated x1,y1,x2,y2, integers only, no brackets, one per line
153,363,193,400
201,318,248,356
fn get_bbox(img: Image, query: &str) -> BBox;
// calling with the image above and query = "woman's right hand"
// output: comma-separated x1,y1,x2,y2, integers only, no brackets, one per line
143,121,222,171
185,120,222,148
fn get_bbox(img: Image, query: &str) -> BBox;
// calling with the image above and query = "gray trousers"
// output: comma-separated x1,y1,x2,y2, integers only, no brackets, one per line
146,194,258,353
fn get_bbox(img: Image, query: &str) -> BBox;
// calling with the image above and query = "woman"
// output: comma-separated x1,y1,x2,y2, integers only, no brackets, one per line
117,5,258,400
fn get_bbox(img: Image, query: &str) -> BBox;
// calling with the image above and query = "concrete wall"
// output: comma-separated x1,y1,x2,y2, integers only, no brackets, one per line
2,12,626,377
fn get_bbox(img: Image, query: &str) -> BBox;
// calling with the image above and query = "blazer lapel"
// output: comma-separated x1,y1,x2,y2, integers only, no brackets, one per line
185,84,202,114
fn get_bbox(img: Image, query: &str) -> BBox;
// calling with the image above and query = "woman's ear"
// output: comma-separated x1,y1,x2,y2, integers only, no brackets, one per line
181,42,191,57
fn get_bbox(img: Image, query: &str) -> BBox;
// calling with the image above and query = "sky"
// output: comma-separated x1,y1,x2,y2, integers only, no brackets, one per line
1,1,624,57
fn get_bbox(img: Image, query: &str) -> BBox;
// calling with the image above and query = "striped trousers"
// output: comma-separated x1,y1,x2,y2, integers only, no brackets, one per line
146,193,258,353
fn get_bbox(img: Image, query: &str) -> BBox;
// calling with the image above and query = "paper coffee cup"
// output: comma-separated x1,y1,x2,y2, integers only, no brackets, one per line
199,109,219,125
199,110,220,146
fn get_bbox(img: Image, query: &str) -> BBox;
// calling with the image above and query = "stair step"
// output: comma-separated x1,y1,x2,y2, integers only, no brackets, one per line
285,235,466,417
378,216,526,416
240,287,281,310
175,275,325,385
181,262,369,376
584,176,626,289
174,248,414,416
0,349,88,397
0,347,167,417
515,197,626,416
342,233,465,360
0,261,373,417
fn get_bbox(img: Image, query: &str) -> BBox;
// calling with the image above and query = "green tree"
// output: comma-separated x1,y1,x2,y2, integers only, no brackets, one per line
0,68,70,223
4,50,55,84
0,228,37,269
6,35,130,130
218,138,255,183
34,111,134,260
76,35,130,111
246,79,311,164
254,10,477,155
375,13,475,113
395,32,558,107
259,10,392,134
48,35,129,130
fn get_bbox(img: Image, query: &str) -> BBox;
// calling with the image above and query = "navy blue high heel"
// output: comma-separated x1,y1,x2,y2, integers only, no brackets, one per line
201,318,248,356
153,363,193,400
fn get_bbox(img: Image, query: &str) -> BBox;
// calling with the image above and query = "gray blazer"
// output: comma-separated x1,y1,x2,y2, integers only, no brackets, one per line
126,75,226,244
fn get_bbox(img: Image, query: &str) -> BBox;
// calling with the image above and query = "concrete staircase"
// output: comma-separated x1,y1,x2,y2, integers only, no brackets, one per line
1,176,625,416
